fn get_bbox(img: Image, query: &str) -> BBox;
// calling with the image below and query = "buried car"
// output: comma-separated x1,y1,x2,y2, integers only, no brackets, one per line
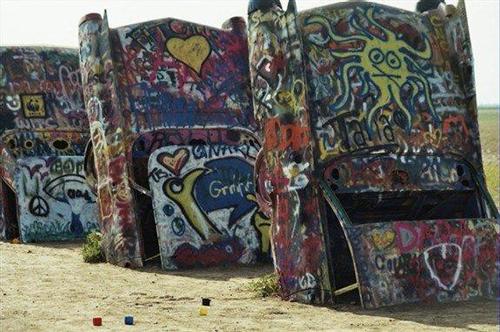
0,46,99,242
78,12,271,269
248,0,498,308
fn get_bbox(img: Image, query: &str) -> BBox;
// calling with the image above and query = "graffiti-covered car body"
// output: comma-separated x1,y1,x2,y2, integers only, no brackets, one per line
248,0,498,308
0,46,99,242
79,13,270,269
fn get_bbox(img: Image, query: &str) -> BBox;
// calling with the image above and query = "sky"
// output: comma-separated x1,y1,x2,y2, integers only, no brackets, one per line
0,0,498,106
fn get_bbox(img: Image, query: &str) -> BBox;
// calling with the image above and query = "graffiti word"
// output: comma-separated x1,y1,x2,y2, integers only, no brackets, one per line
196,158,256,226
321,111,395,155
192,144,254,161
49,159,84,175
209,177,253,199
264,117,310,151
374,253,416,276
67,188,93,202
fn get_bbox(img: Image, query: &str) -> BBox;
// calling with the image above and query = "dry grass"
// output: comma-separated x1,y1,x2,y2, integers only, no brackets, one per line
246,273,279,297
478,107,499,207
81,231,104,263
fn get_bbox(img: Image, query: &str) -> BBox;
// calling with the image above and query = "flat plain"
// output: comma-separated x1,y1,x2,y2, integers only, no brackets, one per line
478,107,499,207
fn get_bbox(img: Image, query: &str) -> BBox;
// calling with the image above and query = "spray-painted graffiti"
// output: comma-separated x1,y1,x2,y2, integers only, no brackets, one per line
132,128,260,161
348,219,498,308
118,16,254,132
165,35,210,75
0,47,88,164
300,3,483,167
0,46,93,242
305,7,437,130
79,12,258,267
148,144,270,269
2,130,86,159
323,155,469,193
14,157,98,242
248,0,498,309
248,0,333,304
0,47,87,136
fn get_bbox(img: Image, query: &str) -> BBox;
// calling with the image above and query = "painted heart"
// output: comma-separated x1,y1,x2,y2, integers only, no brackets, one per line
158,148,189,176
166,35,210,74
371,230,396,250
423,243,462,291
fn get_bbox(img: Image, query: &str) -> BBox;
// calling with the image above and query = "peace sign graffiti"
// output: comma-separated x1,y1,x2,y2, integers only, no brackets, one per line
29,196,49,217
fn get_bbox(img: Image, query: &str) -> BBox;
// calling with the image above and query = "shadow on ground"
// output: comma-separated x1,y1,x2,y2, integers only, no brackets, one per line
27,240,83,251
27,241,274,280
140,261,275,280
328,299,498,330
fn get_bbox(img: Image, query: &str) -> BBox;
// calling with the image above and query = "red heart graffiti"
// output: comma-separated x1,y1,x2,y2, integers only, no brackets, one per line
158,148,189,176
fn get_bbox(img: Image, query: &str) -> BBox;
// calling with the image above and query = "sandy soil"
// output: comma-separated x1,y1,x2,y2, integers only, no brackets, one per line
0,242,497,331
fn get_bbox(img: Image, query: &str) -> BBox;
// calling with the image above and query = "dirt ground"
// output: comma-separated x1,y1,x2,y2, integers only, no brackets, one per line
0,242,497,331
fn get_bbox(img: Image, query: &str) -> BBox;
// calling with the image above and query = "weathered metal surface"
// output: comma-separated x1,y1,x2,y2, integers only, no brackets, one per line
148,143,269,269
79,13,266,268
117,18,255,132
248,0,498,308
14,157,99,242
348,219,498,308
0,47,88,160
0,46,97,242
79,13,142,267
248,0,333,303
301,3,483,171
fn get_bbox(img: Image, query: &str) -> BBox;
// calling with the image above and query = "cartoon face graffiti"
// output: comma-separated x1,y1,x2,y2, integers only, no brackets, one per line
306,7,438,130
